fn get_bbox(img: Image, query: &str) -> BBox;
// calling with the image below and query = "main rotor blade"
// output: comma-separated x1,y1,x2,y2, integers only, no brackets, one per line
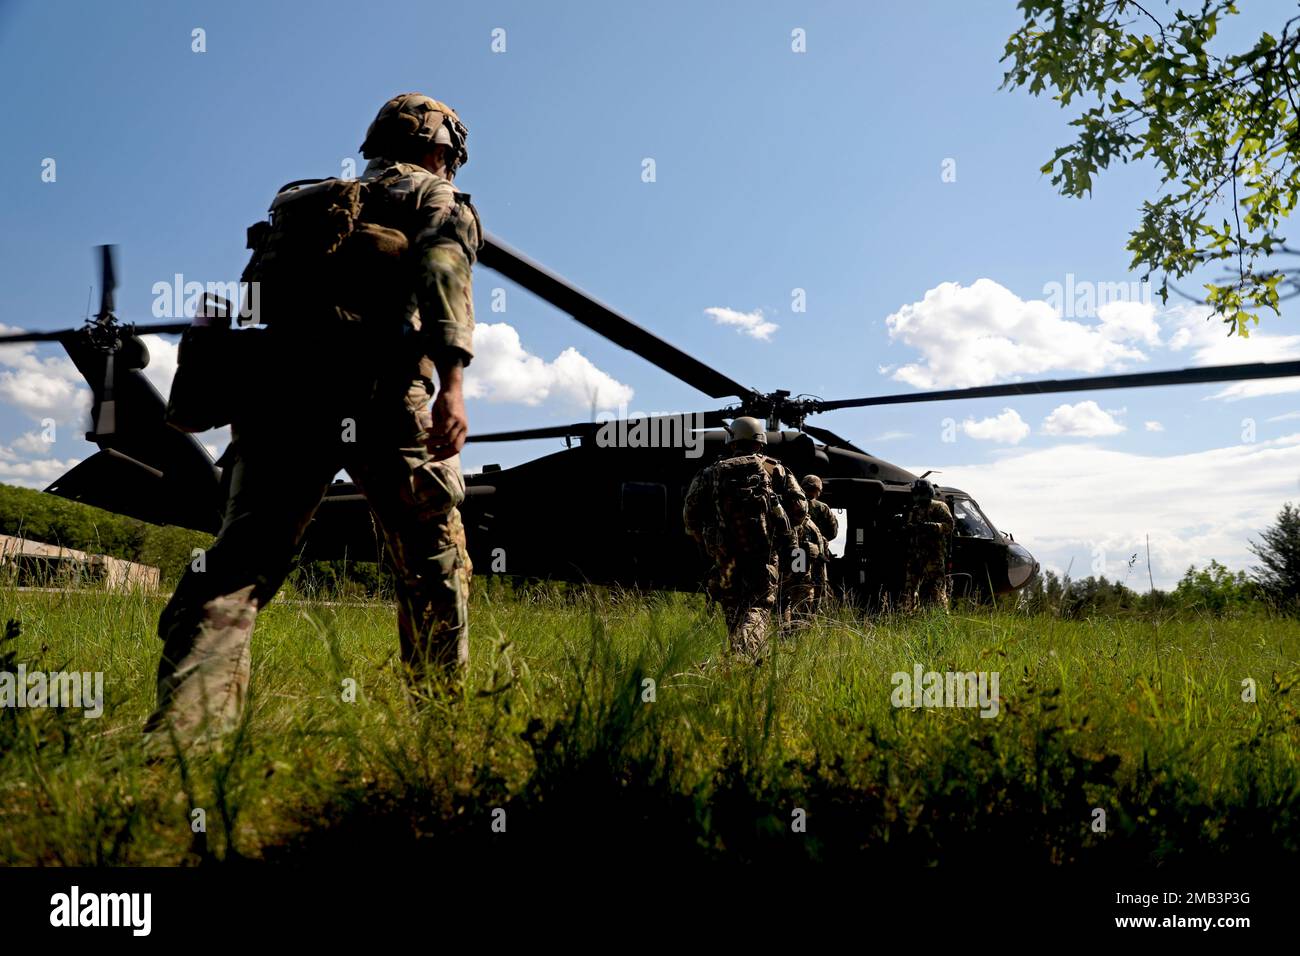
478,233,756,401
800,423,865,452
468,423,589,443
469,408,733,443
0,321,192,346
814,361,1300,411
97,245,117,320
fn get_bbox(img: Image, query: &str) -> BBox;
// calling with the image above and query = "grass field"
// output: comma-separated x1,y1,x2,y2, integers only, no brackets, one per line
1,582,1298,867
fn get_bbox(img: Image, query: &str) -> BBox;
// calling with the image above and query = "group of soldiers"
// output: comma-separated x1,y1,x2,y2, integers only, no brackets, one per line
683,417,954,660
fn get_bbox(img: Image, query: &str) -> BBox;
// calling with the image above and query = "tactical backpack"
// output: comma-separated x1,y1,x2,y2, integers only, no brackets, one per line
166,171,416,434
708,454,787,561
240,171,413,327
798,516,825,561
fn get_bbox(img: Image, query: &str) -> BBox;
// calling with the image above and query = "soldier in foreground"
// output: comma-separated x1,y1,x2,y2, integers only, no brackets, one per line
145,93,482,753
801,474,839,610
900,479,954,612
683,417,807,658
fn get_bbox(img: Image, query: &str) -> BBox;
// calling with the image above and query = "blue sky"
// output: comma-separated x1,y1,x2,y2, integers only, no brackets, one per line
2,0,1298,588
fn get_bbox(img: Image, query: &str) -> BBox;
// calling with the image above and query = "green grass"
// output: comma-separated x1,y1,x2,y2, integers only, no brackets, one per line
1,583,1298,867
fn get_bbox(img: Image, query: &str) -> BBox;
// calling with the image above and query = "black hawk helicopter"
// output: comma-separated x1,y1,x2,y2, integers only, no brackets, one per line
6,243,1300,604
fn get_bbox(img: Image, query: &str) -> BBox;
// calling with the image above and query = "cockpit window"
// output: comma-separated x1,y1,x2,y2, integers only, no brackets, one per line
951,497,996,539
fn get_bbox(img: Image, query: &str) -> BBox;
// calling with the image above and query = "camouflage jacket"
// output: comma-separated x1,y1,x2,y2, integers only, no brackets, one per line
808,498,839,544
908,499,954,558
360,157,482,365
795,515,826,562
683,452,808,557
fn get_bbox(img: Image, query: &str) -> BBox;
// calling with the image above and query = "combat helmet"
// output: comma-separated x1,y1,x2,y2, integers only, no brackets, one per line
801,474,823,495
360,93,469,174
911,478,936,500
727,416,768,446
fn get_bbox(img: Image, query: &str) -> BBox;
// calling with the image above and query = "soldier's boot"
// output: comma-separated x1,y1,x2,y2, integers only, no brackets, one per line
815,564,831,613
144,585,258,757
735,564,780,658
899,588,919,614
722,601,742,650
728,603,769,660
783,580,815,633
777,583,793,632
921,575,951,612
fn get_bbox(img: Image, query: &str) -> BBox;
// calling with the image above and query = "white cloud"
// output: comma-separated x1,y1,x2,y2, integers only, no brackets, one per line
884,279,1150,388
137,334,179,399
1144,420,1164,432
1208,378,1300,401
961,408,1029,444
0,455,81,489
918,434,1300,589
463,322,634,410
872,430,911,441
1267,411,1300,423
0,325,90,425
1166,305,1300,365
1041,401,1126,437
703,307,778,341
881,290,1300,402
11,431,54,454
1097,299,1162,347
1160,305,1300,399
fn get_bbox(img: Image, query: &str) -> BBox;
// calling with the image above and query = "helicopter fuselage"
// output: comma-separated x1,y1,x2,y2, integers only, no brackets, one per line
439,428,1039,603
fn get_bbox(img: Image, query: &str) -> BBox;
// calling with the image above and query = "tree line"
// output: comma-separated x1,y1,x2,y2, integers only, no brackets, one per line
0,484,211,587
1,482,1297,612
1006,504,1300,617
0,483,385,596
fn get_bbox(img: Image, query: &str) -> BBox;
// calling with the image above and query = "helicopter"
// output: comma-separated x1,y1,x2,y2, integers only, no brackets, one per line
6,241,1300,605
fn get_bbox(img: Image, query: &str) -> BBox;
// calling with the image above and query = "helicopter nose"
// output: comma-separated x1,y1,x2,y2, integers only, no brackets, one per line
1007,541,1037,589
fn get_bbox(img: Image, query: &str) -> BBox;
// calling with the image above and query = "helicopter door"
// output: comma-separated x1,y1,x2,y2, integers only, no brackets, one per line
619,481,670,585
821,478,884,602
946,495,1002,598
620,481,667,534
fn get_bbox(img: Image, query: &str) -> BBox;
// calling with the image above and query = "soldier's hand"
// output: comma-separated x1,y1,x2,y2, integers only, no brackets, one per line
427,386,468,461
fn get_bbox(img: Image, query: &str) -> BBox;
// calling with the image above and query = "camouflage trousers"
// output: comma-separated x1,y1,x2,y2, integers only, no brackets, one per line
901,557,949,613
783,558,832,625
779,570,816,631
812,559,831,611
710,558,779,660
144,365,471,754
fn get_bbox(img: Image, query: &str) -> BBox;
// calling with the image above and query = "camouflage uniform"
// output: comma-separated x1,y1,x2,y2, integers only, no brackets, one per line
145,98,481,753
806,496,839,610
780,515,824,630
683,444,807,659
901,498,954,612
